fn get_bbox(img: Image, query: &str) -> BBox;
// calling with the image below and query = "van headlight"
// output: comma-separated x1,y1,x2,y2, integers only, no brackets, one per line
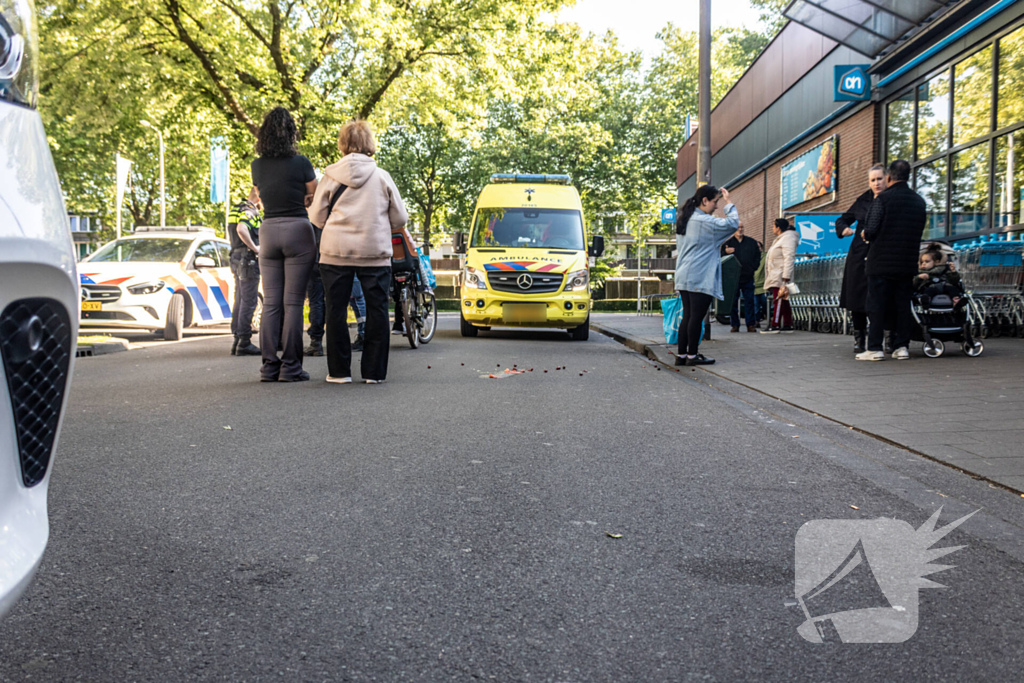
463,267,487,290
0,2,38,108
564,269,589,291
127,281,166,296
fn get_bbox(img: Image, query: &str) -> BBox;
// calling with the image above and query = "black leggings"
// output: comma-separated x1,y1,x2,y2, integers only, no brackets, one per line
678,290,714,356
851,310,867,334
258,217,316,380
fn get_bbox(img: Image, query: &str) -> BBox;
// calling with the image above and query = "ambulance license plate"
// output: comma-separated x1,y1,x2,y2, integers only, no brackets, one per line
503,303,546,323
81,301,101,311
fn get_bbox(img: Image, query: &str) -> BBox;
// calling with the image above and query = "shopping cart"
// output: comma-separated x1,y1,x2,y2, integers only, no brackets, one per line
953,237,1024,337
791,254,848,334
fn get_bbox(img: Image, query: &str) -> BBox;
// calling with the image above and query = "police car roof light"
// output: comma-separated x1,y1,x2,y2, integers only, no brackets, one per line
490,173,572,185
134,225,215,233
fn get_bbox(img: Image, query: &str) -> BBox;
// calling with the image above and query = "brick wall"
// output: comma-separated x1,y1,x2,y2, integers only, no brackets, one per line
716,106,878,251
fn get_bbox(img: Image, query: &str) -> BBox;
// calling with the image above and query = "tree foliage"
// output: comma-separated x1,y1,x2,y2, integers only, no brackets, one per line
39,1,780,242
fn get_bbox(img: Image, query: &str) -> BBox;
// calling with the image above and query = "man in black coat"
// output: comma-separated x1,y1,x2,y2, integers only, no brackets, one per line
858,159,926,361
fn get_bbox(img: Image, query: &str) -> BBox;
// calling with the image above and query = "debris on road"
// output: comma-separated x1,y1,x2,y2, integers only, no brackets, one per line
605,532,623,539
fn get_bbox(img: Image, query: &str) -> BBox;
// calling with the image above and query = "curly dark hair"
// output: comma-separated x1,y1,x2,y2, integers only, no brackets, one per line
256,106,298,158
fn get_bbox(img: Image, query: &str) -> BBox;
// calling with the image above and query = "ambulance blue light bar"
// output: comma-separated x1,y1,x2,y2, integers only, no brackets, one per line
490,174,572,185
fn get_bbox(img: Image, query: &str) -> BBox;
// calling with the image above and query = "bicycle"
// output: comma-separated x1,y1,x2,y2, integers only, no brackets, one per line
391,231,437,349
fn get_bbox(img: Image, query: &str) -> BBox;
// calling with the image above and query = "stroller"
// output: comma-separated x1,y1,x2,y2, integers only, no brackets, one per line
910,241,984,358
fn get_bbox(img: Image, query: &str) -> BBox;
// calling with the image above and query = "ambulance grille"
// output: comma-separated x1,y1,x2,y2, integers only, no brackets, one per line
0,299,72,487
488,272,564,294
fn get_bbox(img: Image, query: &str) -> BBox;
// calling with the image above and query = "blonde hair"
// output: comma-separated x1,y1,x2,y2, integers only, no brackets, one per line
338,120,376,156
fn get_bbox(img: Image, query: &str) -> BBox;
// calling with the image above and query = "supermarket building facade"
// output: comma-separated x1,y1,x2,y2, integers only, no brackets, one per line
677,0,1024,253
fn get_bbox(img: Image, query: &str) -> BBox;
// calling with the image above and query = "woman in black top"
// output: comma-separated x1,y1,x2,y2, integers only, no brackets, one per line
835,164,886,353
251,107,318,381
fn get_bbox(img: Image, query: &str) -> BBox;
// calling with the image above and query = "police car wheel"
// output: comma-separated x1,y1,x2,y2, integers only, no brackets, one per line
164,293,185,341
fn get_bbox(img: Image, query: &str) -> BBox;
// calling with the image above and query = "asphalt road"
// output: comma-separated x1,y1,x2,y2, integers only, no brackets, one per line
2,316,1023,681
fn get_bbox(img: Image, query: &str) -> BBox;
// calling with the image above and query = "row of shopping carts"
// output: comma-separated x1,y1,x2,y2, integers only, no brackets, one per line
790,236,1024,338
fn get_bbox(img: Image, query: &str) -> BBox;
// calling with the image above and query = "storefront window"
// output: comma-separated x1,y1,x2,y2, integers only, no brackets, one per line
917,71,950,160
998,26,1024,130
886,91,915,164
916,159,948,238
953,47,992,146
995,132,1024,227
950,143,990,235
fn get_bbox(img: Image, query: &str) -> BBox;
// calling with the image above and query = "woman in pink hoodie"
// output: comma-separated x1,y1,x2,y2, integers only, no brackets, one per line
308,120,410,384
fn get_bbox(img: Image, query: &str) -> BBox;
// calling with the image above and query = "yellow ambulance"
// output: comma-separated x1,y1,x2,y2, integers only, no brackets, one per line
454,174,604,340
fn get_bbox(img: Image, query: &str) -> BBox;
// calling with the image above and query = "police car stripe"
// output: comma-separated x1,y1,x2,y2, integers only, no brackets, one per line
187,286,213,320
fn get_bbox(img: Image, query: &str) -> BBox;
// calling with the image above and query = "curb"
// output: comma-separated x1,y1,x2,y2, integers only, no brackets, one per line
77,339,130,357
590,321,1022,496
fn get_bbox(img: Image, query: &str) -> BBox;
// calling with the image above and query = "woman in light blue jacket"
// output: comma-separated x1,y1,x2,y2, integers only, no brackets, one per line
674,185,739,366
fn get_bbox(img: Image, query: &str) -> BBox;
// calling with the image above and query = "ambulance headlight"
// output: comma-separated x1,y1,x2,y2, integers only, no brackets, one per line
464,267,487,290
564,270,589,291
127,281,167,296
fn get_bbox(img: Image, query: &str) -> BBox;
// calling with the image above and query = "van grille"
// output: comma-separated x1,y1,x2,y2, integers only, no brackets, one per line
0,299,72,487
488,272,564,294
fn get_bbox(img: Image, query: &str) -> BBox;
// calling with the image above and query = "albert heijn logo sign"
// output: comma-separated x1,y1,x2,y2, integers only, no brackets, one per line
834,65,871,101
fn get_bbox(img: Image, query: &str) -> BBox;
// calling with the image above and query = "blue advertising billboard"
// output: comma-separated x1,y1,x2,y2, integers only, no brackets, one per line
791,214,848,255
780,136,837,211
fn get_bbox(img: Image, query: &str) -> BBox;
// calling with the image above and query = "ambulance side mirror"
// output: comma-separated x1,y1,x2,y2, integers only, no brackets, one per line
588,235,605,258
454,232,467,254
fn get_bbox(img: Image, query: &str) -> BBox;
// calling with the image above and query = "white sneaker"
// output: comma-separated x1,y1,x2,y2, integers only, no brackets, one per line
855,350,885,361
326,376,352,384
364,379,385,384
892,347,910,360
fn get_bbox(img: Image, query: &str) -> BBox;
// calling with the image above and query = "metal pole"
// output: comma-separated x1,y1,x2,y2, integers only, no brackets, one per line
224,149,230,234
698,0,713,340
158,129,166,228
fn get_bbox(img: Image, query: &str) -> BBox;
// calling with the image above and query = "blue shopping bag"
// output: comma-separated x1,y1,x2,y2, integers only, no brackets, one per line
416,247,437,288
660,295,682,345
660,295,705,346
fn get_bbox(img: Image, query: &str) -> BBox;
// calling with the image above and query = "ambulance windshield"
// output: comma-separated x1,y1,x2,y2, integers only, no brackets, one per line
471,208,584,250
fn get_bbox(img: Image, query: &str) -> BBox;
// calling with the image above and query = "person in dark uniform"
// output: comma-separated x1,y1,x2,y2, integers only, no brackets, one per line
229,186,262,356
835,164,886,354
721,221,762,332
304,227,326,356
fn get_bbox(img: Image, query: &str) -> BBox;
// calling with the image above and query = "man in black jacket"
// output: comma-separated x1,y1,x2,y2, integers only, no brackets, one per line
721,221,761,332
857,160,926,361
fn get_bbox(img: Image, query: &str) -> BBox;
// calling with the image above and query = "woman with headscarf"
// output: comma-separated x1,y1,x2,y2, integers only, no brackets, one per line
761,218,799,334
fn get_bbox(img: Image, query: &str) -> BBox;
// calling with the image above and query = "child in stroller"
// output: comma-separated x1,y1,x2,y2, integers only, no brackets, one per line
910,243,983,358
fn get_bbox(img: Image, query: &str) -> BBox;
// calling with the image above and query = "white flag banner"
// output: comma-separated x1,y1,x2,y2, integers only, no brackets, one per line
115,154,132,237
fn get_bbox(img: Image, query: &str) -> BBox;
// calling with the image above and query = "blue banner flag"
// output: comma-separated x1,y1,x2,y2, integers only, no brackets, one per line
210,137,229,203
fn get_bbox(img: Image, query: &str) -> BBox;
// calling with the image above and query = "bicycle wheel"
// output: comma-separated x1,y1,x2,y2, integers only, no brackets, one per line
401,287,419,349
418,291,437,344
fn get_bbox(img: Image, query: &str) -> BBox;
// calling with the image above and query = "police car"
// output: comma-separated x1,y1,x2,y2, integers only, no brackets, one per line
79,226,260,340
2,0,77,618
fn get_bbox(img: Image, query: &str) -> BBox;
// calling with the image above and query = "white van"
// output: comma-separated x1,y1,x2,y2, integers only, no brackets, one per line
0,0,78,618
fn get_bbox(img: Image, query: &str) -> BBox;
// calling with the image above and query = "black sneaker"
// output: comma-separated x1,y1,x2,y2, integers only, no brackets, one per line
392,323,405,336
304,339,324,356
686,354,715,366
352,335,364,352
235,339,261,356
231,336,239,356
760,327,781,335
674,355,688,366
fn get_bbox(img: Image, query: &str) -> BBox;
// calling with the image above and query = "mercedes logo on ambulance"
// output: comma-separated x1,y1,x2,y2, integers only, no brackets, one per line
516,274,534,290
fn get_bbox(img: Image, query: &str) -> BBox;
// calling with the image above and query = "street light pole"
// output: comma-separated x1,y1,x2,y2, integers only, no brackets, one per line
140,120,166,228
697,0,713,339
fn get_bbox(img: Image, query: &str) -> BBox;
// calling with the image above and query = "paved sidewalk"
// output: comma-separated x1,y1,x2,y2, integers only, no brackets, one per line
592,312,1024,493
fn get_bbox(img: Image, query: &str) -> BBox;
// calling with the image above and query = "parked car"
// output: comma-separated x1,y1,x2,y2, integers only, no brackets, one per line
79,227,261,340
1,0,78,618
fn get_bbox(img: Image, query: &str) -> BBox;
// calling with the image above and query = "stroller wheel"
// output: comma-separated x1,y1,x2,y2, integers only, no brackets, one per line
981,325,991,339
923,339,945,358
962,340,984,357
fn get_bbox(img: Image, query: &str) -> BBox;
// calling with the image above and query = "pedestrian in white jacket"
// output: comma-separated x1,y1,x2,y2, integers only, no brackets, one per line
762,218,799,333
